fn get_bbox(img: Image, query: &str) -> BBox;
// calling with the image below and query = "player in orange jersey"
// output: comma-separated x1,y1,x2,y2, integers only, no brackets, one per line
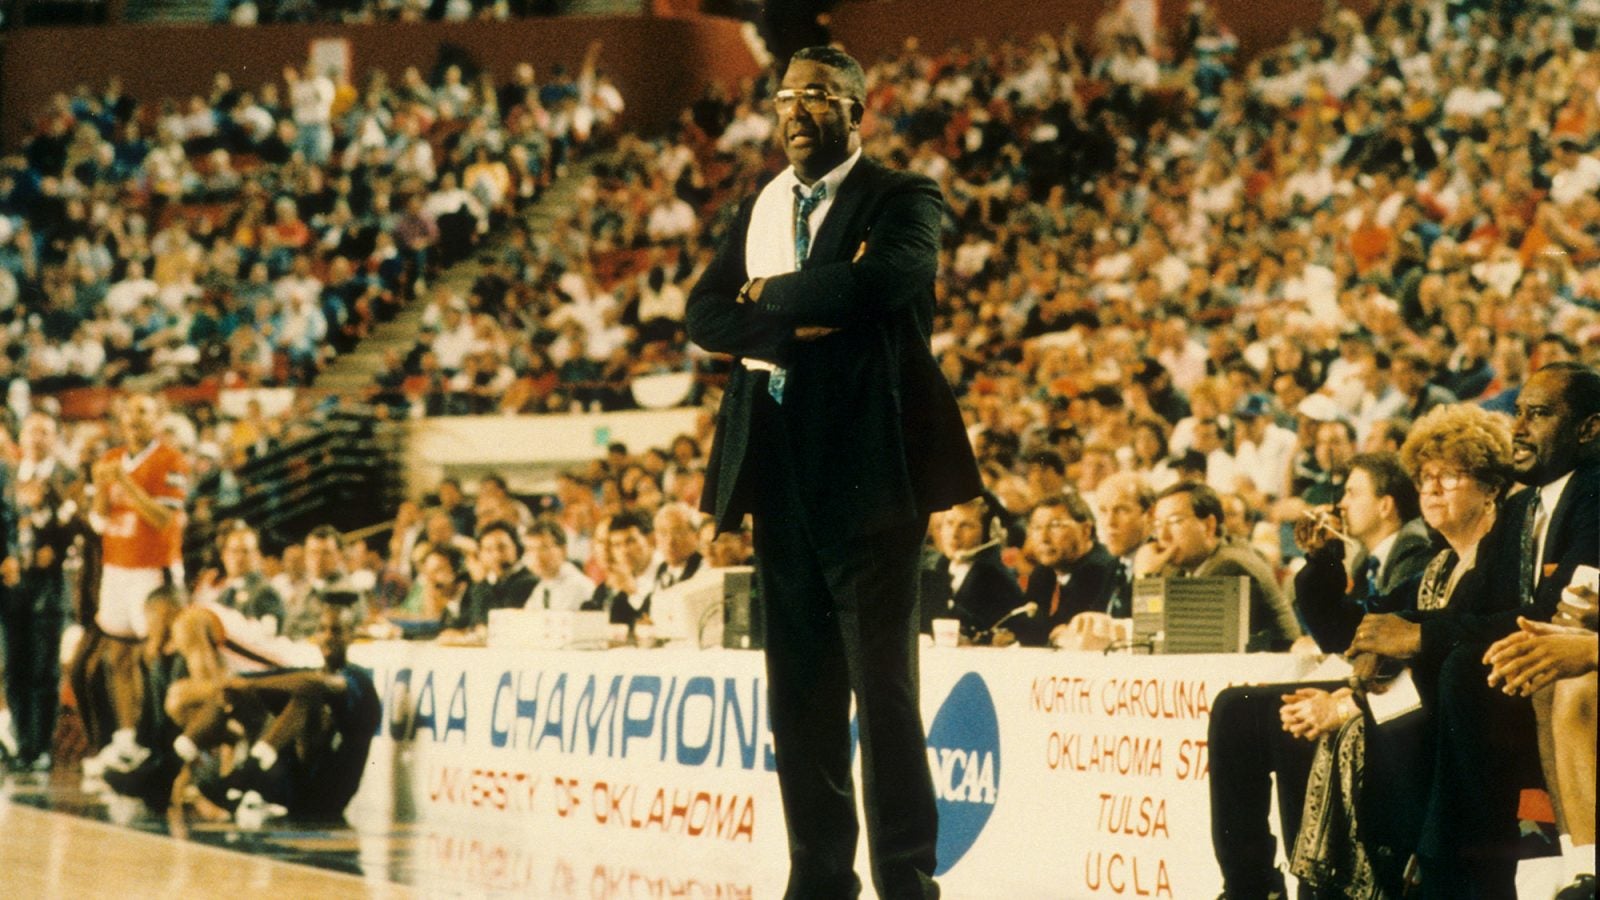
85,393,189,776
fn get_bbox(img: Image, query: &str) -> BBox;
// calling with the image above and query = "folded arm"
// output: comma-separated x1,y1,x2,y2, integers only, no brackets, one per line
751,179,943,331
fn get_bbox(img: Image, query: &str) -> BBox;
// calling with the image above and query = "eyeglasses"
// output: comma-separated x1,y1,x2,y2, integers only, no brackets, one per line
1416,469,1470,492
1042,518,1081,531
772,88,852,115
1154,512,1198,532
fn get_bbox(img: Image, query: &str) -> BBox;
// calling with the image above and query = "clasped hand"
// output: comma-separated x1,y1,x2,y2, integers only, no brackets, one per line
1280,686,1353,741
736,278,839,341
1483,616,1598,697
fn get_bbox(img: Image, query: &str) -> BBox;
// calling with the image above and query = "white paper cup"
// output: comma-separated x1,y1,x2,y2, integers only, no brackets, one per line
932,618,961,648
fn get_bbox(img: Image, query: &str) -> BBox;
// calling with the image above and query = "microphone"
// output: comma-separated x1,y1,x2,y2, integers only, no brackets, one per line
977,601,1038,642
950,537,1002,562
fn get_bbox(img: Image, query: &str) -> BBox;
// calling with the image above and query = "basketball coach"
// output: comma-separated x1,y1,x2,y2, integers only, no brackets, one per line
686,45,982,900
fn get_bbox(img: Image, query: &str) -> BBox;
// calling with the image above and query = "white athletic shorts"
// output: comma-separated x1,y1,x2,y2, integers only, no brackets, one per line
95,565,169,639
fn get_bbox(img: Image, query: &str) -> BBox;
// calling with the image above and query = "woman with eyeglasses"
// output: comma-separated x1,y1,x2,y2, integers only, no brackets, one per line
1284,402,1514,898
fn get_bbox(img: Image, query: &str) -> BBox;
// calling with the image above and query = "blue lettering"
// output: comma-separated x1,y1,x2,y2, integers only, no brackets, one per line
388,667,413,740
415,671,438,740
514,671,542,749
660,676,678,762
764,689,778,772
536,673,568,751
573,674,622,757
490,671,513,748
622,676,662,757
676,677,716,767
718,677,760,770
445,672,468,743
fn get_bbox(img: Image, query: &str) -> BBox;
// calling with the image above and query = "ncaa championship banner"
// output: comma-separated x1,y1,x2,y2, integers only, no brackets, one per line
347,643,1320,898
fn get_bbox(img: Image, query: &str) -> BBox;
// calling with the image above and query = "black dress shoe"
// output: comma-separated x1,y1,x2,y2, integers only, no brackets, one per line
1555,873,1596,900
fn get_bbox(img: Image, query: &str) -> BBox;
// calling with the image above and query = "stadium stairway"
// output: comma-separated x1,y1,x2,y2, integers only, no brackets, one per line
564,0,644,13
124,0,213,23
312,157,597,396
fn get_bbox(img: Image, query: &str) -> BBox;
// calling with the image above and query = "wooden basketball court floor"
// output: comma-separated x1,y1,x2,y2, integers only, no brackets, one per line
1,770,419,899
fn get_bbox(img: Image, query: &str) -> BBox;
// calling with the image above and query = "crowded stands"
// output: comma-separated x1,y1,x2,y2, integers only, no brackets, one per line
0,0,1598,895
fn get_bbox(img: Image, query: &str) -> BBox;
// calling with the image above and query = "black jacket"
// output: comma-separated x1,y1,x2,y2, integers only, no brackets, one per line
464,565,539,628
1295,517,1438,653
921,546,1023,639
1011,542,1120,647
687,159,982,547
1404,462,1600,674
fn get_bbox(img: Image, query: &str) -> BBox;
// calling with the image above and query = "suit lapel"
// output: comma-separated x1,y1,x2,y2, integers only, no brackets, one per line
1536,464,1599,603
1542,464,1594,565
805,160,874,267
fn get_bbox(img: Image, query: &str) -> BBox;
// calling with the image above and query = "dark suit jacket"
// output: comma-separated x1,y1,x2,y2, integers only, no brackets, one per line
604,552,705,627
1295,517,1437,653
686,158,982,546
464,565,538,628
1011,543,1120,647
1404,462,1600,673
921,546,1023,638
649,552,703,589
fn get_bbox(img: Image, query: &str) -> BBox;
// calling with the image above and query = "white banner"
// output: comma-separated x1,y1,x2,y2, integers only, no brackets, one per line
347,643,1321,899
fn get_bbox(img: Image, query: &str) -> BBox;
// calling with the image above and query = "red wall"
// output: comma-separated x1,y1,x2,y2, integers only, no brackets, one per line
826,0,1377,68
1,14,762,149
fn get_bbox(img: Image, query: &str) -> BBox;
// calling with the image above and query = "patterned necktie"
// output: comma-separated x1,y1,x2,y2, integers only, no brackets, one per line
1520,491,1542,606
766,183,829,404
794,182,827,264
1361,556,1382,600
1109,560,1131,617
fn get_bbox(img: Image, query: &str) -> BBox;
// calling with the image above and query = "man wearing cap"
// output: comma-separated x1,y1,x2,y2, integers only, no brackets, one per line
1233,395,1298,501
1391,350,1457,422
1549,135,1600,208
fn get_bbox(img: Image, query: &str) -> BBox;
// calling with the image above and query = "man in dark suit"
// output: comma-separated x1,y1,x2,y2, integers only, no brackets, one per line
921,497,1022,642
1351,362,1600,898
686,46,981,900
463,521,537,627
583,511,657,629
1009,492,1119,647
647,502,704,591
1208,451,1434,900
1092,472,1153,618
193,521,287,635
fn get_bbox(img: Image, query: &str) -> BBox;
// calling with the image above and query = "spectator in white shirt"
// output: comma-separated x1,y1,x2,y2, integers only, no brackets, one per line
1550,136,1600,208
524,521,594,612
285,65,335,164
645,193,696,244
431,304,476,373
1231,394,1298,500
105,259,159,318
715,101,773,152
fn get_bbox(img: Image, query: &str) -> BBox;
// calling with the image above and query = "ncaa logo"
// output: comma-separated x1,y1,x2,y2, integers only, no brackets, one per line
925,672,1000,875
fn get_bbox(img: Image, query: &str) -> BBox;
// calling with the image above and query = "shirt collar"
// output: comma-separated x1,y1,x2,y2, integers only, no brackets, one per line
1539,470,1574,515
785,148,862,201
1368,531,1399,570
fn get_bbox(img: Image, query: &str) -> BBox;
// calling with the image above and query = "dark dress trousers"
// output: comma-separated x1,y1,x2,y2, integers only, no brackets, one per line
687,158,982,900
